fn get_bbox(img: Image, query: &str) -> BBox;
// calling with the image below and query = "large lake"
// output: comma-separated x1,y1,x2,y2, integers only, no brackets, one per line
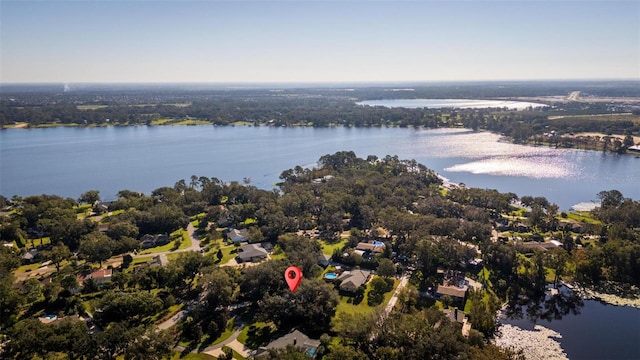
1,125,639,357
1,126,638,210
357,98,547,109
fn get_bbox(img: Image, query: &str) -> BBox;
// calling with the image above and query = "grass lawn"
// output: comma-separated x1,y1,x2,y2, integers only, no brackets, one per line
208,243,237,264
237,321,277,350
16,262,43,274
27,237,51,247
334,277,399,317
170,352,216,360
209,318,239,346
563,211,602,225
319,239,348,256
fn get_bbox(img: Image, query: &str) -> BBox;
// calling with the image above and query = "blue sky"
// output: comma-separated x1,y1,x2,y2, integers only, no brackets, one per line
1,0,638,83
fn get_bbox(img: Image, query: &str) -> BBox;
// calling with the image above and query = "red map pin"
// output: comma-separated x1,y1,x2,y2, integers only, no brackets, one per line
285,266,303,292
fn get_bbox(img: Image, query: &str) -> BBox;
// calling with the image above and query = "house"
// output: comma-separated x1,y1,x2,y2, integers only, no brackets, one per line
317,253,332,267
139,234,170,249
235,243,268,263
89,268,112,285
443,308,465,324
21,249,39,264
356,241,385,254
513,222,531,233
442,308,472,337
517,241,558,253
337,269,371,293
227,228,249,244
260,242,274,252
436,270,469,307
254,329,320,358
149,254,169,267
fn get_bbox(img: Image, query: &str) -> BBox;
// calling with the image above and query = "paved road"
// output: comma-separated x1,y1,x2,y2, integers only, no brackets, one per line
381,274,410,323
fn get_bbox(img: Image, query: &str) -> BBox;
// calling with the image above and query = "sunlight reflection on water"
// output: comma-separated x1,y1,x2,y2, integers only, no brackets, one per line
410,129,579,179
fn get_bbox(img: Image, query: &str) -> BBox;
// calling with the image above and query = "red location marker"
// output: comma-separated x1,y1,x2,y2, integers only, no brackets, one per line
285,266,303,292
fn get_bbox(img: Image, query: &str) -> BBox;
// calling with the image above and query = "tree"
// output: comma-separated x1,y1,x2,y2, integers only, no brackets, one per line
260,278,339,335
597,190,624,209
124,328,174,360
545,247,569,287
377,258,396,277
22,278,43,303
201,267,235,309
331,310,378,349
94,291,163,325
78,190,100,204
42,243,72,272
216,248,223,262
79,232,114,267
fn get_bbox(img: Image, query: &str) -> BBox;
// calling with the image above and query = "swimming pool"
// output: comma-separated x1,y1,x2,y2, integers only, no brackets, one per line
323,272,337,281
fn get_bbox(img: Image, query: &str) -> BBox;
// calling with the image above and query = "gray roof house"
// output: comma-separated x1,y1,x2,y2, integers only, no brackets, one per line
337,269,371,293
254,329,320,358
228,228,249,243
236,243,268,263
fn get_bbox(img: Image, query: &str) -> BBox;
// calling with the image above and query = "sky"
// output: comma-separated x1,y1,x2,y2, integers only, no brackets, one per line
1,0,639,83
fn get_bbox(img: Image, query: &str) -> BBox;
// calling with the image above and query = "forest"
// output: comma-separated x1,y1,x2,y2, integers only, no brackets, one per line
1,152,639,359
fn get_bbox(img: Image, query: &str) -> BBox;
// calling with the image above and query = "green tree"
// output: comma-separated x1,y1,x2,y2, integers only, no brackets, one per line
22,278,43,303
377,258,396,277
124,327,174,360
79,231,114,267
260,278,339,335
544,247,569,287
79,190,101,204
42,243,72,272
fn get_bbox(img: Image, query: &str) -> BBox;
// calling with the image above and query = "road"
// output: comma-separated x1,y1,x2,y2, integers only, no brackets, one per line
380,274,410,323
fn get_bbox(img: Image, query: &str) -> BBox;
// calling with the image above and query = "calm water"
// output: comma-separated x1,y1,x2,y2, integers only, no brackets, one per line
357,98,547,109
1,126,638,210
1,125,639,357
501,293,640,359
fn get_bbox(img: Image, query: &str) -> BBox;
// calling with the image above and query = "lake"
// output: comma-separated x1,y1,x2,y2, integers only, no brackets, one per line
356,98,547,109
1,126,638,210
497,287,640,359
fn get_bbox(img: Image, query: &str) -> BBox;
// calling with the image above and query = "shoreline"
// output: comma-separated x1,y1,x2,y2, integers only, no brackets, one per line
562,281,640,309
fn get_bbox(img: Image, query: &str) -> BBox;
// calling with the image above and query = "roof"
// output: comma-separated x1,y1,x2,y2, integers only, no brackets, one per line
356,242,385,253
257,329,320,357
436,284,468,299
228,228,249,242
90,268,112,280
338,269,371,291
443,308,465,324
236,243,268,262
